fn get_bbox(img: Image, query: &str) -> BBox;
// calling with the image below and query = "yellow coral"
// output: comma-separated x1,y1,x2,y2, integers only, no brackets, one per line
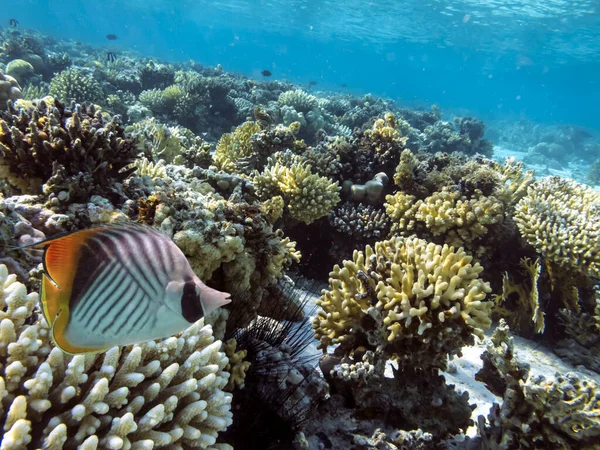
515,177,600,278
313,236,493,370
493,257,545,334
278,162,340,224
214,121,261,173
260,195,285,223
223,339,251,391
253,160,340,225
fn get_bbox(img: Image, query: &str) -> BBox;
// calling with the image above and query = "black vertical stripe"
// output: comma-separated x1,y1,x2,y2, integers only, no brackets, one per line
75,263,127,322
96,230,159,299
86,276,134,329
105,285,143,334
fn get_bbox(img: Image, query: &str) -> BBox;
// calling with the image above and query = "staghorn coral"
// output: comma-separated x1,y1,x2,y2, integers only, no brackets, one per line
0,99,137,205
49,68,104,105
0,264,233,449
312,236,493,372
514,177,600,278
476,320,600,449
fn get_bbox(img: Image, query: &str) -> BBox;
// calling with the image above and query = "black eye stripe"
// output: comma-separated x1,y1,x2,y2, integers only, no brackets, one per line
181,280,204,322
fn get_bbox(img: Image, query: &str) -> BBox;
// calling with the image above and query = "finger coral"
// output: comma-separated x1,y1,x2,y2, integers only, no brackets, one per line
514,177,600,278
253,153,341,225
312,236,493,371
0,99,138,205
0,264,233,449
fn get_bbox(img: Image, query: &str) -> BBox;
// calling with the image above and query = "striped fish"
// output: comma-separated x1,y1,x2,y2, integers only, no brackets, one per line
27,224,231,354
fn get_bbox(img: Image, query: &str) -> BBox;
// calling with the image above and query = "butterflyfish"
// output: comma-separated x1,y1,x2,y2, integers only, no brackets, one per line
27,224,231,355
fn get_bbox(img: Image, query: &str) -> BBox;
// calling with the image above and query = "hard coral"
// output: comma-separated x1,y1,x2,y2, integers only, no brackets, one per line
476,320,600,450
253,154,341,225
515,177,600,278
0,99,138,205
49,68,104,105
0,70,22,106
0,264,233,449
312,236,493,371
214,121,261,174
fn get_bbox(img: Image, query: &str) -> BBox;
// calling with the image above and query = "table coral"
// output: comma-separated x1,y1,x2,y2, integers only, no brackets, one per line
515,177,600,278
312,236,493,371
0,264,233,449
0,99,138,205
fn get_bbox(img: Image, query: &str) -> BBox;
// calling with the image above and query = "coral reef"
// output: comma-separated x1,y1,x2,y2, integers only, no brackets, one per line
0,264,233,449
476,320,600,449
313,236,493,372
0,70,22,106
0,99,137,204
252,152,340,225
515,177,600,278
49,68,104,105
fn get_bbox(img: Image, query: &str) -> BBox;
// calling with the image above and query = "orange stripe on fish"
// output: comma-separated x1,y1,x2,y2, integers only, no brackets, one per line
31,228,108,352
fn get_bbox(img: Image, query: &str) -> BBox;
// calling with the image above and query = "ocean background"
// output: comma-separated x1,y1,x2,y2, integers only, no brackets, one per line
3,0,599,131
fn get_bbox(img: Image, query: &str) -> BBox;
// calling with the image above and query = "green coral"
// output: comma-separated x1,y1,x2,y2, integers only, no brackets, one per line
514,177,600,278
49,68,104,105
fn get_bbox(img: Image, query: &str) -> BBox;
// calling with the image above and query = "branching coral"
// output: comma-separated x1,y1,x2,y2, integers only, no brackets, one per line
214,121,262,174
493,257,545,335
253,154,340,225
359,112,409,168
0,99,137,204
476,320,600,449
312,236,493,371
49,68,104,105
328,202,390,241
278,89,318,114
0,264,233,449
515,177,600,278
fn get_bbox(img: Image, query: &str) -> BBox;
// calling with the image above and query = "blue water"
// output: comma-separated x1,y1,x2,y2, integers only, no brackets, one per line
4,0,600,130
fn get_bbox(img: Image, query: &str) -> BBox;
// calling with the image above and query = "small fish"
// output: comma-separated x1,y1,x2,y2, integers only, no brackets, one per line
8,19,18,28
106,34,118,40
261,69,272,77
24,224,231,354
106,51,117,63
309,81,317,86
341,83,347,88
